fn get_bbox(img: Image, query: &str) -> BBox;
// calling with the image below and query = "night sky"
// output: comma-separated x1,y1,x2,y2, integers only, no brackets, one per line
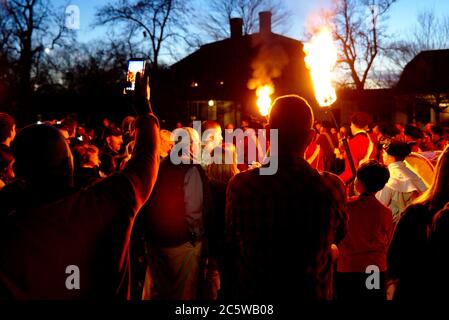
54,0,449,64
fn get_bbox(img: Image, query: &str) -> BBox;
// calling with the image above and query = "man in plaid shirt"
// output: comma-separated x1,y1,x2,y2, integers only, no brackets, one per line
223,95,347,300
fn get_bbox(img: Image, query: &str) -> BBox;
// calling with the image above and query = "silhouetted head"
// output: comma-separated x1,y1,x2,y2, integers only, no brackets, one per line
350,112,372,135
11,124,74,189
104,126,123,153
202,120,222,150
0,113,16,147
382,140,412,165
269,95,314,155
355,160,390,195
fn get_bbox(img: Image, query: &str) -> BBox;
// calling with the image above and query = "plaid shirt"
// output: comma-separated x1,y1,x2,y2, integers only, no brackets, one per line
223,156,347,300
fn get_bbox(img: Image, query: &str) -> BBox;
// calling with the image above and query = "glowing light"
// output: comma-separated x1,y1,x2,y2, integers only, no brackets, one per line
303,27,337,107
208,100,215,107
256,84,274,117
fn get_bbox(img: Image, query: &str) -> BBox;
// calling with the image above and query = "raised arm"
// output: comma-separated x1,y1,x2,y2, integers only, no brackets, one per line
122,72,160,212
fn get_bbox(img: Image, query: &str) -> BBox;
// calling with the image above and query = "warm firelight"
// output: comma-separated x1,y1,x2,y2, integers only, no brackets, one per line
256,84,274,116
303,27,337,107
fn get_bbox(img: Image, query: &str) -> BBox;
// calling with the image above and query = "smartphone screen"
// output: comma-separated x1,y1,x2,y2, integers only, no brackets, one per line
126,59,145,91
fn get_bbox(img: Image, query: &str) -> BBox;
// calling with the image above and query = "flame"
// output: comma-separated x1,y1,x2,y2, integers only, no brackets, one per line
303,27,337,107
256,84,274,116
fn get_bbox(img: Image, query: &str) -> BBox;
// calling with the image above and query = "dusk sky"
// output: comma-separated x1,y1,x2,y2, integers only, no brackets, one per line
56,0,449,60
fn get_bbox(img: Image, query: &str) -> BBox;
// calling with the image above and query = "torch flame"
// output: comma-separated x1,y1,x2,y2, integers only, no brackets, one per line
256,84,274,117
303,27,337,107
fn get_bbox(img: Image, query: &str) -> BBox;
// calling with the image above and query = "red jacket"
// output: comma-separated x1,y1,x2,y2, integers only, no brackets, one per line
339,132,377,184
338,194,393,272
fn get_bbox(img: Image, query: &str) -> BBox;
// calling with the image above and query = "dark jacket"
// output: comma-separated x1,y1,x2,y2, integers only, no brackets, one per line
74,166,102,189
387,202,434,300
224,156,347,300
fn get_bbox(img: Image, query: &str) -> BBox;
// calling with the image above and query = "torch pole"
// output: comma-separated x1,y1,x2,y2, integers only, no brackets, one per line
326,108,357,185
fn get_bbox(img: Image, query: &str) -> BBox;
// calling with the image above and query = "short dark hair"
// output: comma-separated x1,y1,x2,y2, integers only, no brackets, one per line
404,124,424,140
384,140,412,161
350,112,372,129
104,126,122,138
0,113,15,143
431,125,443,137
269,95,313,151
357,160,390,193
377,122,400,138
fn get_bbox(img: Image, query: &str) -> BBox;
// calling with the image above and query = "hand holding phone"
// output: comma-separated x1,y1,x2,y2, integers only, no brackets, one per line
126,59,146,92
133,72,152,114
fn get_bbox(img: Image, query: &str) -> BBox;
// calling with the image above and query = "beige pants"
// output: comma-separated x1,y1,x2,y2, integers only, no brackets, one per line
142,241,202,300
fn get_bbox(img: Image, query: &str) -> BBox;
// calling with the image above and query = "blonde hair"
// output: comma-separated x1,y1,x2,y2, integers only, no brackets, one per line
206,144,239,184
415,146,449,211
73,144,99,166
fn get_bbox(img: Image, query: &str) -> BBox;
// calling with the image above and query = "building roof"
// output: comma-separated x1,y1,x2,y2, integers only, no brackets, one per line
397,49,449,94
170,14,316,115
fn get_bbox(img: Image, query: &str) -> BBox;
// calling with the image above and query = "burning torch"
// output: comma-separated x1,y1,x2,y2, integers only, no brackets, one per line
303,27,356,183
256,84,274,118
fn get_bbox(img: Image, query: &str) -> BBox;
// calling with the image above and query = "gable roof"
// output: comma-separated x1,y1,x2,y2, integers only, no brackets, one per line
397,49,449,93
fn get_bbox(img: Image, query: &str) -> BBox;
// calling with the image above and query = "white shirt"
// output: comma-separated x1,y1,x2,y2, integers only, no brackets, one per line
376,161,427,224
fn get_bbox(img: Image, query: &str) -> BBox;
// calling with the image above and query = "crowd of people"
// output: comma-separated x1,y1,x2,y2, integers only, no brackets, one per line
0,77,449,300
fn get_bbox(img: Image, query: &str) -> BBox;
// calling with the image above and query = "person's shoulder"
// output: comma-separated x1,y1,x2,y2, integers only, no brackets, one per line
432,203,449,228
319,171,346,201
228,168,260,191
400,202,429,223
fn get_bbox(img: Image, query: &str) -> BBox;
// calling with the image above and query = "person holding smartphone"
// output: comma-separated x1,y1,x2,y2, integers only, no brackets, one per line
0,73,160,299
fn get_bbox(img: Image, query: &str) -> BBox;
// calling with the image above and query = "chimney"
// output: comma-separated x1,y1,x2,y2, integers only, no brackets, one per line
259,11,272,35
230,18,243,39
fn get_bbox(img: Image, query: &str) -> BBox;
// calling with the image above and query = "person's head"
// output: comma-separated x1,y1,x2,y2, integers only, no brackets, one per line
54,124,70,144
374,122,400,140
331,128,337,135
102,118,110,128
173,127,200,162
72,144,100,169
62,117,77,139
159,129,174,158
430,125,444,142
350,112,372,136
202,120,223,150
404,124,424,143
104,126,123,153
339,126,347,137
225,123,234,131
416,146,449,211
241,115,251,129
355,160,390,195
121,116,136,136
444,127,449,141
11,124,74,188
382,140,412,165
206,144,239,184
395,123,404,134
0,113,16,147
0,148,15,183
424,122,435,135
269,95,314,156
